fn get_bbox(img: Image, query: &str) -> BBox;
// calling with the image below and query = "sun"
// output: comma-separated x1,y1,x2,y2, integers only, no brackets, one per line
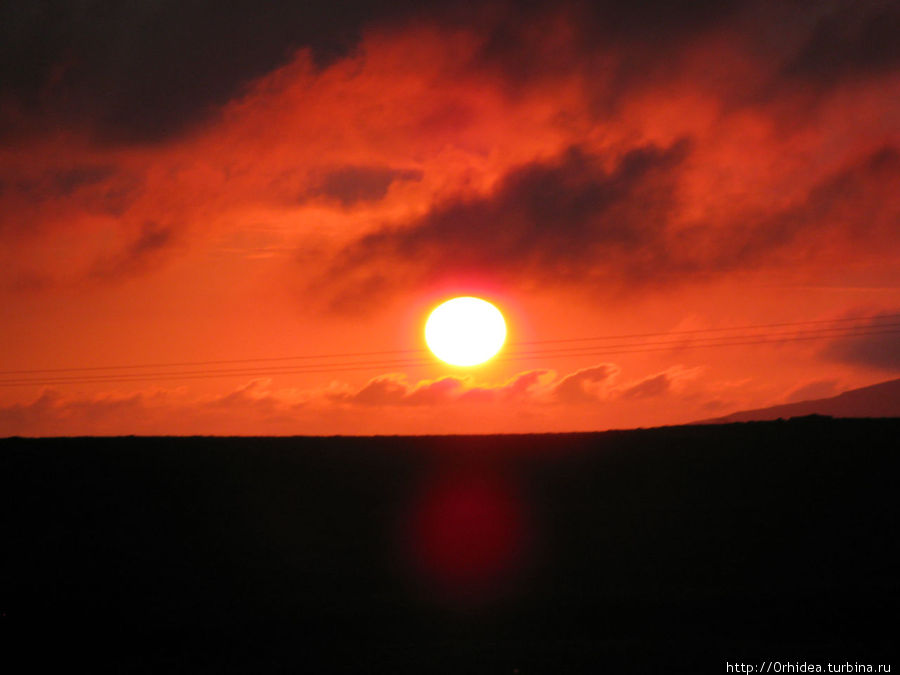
425,297,507,367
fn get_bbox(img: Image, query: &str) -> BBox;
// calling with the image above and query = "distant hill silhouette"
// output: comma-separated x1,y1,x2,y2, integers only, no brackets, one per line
699,377,900,423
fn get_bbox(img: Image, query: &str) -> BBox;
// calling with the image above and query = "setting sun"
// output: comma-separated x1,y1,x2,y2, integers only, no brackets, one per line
425,297,507,367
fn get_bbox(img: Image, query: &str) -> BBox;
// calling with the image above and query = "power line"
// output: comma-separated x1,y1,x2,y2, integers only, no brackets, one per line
2,313,898,377
7,321,895,383
1,323,896,388
513,312,900,346
505,321,900,358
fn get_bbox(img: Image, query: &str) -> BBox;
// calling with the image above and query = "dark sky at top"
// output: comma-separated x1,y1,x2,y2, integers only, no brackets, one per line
3,0,897,143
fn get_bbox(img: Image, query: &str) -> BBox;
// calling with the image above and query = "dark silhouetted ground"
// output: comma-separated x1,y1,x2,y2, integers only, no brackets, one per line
2,418,897,672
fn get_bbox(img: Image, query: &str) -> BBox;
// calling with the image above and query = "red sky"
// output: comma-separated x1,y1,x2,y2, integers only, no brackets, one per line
1,0,898,435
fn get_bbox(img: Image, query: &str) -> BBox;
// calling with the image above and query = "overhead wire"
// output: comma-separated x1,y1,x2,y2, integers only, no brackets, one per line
3,321,898,384
0,314,897,388
513,312,900,346
4,312,899,377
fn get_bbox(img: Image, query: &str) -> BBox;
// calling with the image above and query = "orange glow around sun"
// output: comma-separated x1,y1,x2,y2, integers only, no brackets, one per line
425,297,507,367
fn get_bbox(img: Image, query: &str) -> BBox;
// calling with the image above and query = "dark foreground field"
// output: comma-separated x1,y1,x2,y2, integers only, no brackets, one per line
2,418,898,673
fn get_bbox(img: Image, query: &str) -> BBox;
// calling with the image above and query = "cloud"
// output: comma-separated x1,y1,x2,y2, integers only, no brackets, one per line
822,312,900,372
0,0,450,144
335,373,432,406
0,0,897,300
614,365,702,400
471,0,744,98
0,362,818,436
327,369,553,407
321,364,698,410
0,365,607,435
315,140,691,309
0,381,308,437
0,388,157,436
314,141,900,310
304,165,424,206
88,221,176,281
15,166,116,200
460,370,554,403
0,164,134,235
205,378,282,412
618,372,672,400
6,1,894,146
781,1,900,88
743,146,900,256
550,364,619,404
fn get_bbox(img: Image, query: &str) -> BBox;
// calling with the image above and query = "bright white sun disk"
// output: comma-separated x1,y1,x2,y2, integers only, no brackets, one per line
425,297,506,366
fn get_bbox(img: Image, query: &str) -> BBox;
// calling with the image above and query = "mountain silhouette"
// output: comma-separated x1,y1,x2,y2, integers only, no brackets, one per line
699,377,900,423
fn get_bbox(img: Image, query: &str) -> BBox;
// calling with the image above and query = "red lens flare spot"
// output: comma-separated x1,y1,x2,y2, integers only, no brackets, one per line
408,471,528,603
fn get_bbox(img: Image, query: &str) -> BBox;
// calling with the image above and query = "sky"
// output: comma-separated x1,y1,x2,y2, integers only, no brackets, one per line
1,0,898,436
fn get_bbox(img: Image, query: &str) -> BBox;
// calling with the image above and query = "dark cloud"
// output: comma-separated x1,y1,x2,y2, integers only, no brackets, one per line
0,164,142,242
5,1,892,146
782,1,900,87
316,139,691,309
718,145,900,267
582,0,740,40
44,166,116,196
473,0,744,91
822,312,900,372
469,1,900,116
306,166,423,206
0,0,455,144
315,140,900,310
2,165,115,201
0,164,122,236
89,221,174,281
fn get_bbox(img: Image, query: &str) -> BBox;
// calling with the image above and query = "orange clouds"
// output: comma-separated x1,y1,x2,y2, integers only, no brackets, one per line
4,3,896,302
0,362,717,436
